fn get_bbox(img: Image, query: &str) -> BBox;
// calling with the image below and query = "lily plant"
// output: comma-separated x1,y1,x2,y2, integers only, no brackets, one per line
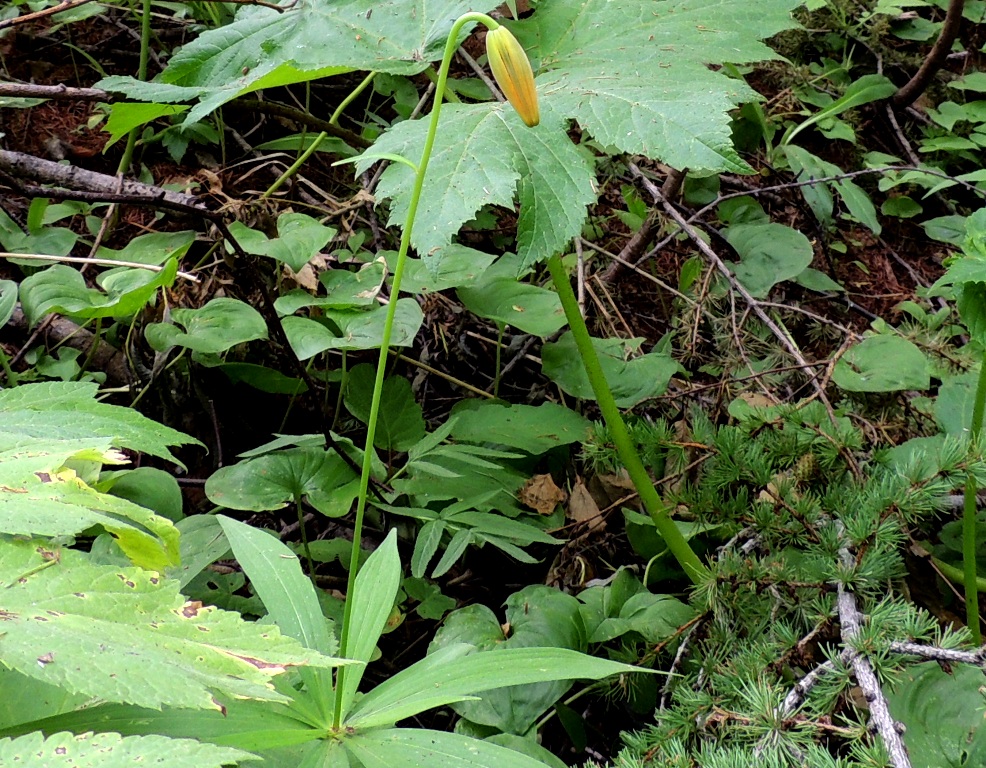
344,13,708,694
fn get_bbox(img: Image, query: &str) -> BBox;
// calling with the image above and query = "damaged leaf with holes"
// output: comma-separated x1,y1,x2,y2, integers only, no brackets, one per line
0,539,351,711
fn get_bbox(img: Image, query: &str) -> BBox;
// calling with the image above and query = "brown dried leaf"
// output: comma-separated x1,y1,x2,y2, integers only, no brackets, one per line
590,469,636,508
568,477,605,532
518,473,568,515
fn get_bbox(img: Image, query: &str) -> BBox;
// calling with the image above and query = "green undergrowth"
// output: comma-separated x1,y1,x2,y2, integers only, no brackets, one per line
3,0,986,766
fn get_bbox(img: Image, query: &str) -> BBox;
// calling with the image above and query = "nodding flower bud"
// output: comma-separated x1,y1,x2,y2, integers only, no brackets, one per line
486,26,540,127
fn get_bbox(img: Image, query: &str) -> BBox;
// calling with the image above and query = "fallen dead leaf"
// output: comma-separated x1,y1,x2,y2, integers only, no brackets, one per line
568,477,605,532
590,469,637,508
518,473,568,515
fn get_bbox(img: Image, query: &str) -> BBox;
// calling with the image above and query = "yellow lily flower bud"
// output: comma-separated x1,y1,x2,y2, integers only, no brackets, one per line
486,25,540,127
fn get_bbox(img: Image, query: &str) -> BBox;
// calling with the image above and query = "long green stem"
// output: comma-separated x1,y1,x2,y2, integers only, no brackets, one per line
547,254,708,584
963,349,986,643
117,0,152,179
263,72,377,200
332,12,498,729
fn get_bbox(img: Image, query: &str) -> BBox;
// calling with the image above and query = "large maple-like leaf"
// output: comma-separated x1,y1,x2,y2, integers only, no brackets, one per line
98,0,499,125
0,732,255,768
520,0,801,173
357,102,595,268
0,540,347,711
360,0,799,265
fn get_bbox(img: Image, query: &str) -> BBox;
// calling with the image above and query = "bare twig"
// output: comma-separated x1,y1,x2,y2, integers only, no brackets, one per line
2,252,200,282
778,651,851,719
457,49,504,102
889,641,986,665
0,82,109,101
0,0,98,30
0,149,204,211
884,105,922,167
628,163,832,407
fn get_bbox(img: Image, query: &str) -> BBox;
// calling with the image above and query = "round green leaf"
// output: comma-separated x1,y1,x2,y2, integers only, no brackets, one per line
343,365,425,452
542,333,680,407
145,297,268,355
449,401,590,454
724,222,814,298
205,448,358,517
832,335,930,392
458,277,566,337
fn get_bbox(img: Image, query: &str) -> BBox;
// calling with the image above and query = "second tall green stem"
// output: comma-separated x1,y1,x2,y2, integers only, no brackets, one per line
547,255,707,585
963,348,986,644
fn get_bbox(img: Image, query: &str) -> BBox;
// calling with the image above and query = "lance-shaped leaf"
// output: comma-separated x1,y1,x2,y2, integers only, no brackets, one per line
98,0,501,125
343,727,564,768
357,103,594,268
0,539,349,711
517,0,802,173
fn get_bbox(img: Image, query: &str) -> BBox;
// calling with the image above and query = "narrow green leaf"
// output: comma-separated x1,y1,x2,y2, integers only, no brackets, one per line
411,520,445,578
337,530,401,719
785,74,897,144
346,645,642,729
431,528,473,578
217,516,337,657
344,727,562,768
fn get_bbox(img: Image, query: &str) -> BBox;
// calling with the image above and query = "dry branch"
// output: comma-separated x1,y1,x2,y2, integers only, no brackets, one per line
893,0,967,108
0,149,205,211
5,306,132,387
836,534,912,768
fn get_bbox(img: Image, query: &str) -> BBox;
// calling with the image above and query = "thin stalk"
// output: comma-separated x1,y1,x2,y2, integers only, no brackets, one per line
547,254,708,584
332,12,497,729
962,349,986,643
263,72,377,199
296,495,316,585
493,322,505,398
332,352,348,434
116,0,152,179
